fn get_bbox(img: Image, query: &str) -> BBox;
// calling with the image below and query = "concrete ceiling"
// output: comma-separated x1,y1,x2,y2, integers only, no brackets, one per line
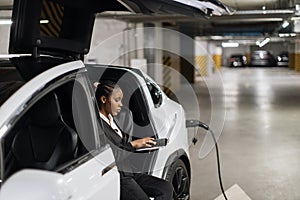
0,0,299,39
222,0,290,10
95,0,298,38
0,0,295,10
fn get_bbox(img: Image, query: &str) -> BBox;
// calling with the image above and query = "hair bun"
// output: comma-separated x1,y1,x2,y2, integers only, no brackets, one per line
93,82,101,89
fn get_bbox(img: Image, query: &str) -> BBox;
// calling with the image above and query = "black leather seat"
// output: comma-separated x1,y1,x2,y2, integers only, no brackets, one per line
11,92,78,171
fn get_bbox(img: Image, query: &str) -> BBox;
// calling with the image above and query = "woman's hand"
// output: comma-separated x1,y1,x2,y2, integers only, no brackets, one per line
130,137,156,149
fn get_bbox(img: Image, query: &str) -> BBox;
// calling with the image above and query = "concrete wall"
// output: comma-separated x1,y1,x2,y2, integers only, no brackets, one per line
0,24,10,54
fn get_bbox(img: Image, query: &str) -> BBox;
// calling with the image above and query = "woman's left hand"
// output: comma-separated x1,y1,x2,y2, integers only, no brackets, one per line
130,137,156,148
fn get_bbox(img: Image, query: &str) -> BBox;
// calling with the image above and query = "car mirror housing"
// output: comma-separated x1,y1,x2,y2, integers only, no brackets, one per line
0,169,72,200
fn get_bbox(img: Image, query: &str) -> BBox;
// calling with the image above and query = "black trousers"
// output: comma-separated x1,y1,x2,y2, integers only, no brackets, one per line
120,173,173,200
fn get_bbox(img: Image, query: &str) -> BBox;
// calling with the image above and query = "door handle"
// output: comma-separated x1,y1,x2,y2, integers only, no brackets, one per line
101,162,116,176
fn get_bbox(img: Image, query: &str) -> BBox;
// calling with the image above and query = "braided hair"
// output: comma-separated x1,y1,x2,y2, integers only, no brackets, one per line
94,80,121,108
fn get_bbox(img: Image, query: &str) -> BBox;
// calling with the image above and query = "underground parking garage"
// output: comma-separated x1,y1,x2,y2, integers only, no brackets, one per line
0,0,300,199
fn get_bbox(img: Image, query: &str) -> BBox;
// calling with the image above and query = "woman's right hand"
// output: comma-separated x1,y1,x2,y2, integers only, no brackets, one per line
130,137,156,149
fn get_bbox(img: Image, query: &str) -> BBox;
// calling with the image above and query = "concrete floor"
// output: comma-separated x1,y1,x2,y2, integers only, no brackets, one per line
185,67,300,200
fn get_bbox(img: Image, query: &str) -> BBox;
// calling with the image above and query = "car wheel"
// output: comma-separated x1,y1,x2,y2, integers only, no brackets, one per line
165,159,190,200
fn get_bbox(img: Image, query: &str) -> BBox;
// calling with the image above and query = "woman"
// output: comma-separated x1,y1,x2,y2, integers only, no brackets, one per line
94,80,173,200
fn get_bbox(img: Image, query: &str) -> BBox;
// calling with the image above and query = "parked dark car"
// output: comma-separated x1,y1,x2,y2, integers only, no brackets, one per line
250,50,277,67
277,51,289,67
228,54,247,67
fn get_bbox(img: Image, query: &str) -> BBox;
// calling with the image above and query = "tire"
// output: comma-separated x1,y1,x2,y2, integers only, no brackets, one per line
165,159,190,200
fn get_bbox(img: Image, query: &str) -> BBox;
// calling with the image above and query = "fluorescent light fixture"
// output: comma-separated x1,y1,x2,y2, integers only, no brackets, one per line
0,19,12,25
282,20,290,28
40,20,49,24
210,36,224,40
257,37,270,47
279,33,290,37
0,19,48,25
292,16,300,21
236,10,293,15
279,33,297,37
221,42,239,48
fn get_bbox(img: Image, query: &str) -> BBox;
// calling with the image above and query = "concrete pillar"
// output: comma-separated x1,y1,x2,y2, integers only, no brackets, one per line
209,42,222,71
162,28,180,96
245,46,251,66
214,46,222,70
289,43,295,69
0,24,10,54
179,28,195,83
194,37,208,76
87,18,127,65
144,23,163,84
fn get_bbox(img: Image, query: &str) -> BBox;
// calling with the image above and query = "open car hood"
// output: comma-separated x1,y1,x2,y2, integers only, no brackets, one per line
9,0,233,59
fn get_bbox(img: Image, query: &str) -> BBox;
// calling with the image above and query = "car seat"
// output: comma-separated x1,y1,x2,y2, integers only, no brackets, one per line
11,92,78,171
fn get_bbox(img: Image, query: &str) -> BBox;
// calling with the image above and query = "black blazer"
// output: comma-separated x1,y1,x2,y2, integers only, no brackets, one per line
99,118,136,177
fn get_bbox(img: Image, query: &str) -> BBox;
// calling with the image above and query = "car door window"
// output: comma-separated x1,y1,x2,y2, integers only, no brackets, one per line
1,72,100,180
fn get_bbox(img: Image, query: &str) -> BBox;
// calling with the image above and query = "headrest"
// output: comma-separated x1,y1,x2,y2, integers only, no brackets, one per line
30,93,61,127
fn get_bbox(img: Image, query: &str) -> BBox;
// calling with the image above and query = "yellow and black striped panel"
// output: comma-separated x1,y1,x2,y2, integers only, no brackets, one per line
289,52,295,69
163,56,172,96
295,53,300,72
213,54,222,70
195,55,207,76
246,52,250,65
40,0,64,38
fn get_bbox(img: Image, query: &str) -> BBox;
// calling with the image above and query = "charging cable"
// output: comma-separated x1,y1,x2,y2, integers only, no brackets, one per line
186,120,228,200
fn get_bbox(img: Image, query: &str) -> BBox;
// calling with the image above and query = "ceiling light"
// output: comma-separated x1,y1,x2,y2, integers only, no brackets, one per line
257,37,270,47
279,33,297,37
0,19,49,25
279,33,290,37
236,10,293,15
0,19,12,25
282,20,290,28
210,36,224,40
40,20,49,24
221,42,239,48
292,17,300,21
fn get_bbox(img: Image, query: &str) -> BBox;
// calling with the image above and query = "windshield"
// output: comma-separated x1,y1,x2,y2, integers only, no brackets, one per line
0,60,25,106
0,82,24,106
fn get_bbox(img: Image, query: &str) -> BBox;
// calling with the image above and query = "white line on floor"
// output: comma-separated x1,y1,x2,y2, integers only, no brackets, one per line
214,184,251,200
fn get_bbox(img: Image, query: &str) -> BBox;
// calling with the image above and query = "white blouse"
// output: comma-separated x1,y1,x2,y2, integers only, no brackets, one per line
100,112,123,138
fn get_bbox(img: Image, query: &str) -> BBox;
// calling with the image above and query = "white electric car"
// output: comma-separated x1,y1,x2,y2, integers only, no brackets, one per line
0,0,231,199
0,59,191,200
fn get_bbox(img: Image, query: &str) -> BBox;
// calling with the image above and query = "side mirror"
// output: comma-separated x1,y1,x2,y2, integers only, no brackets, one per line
0,169,72,200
